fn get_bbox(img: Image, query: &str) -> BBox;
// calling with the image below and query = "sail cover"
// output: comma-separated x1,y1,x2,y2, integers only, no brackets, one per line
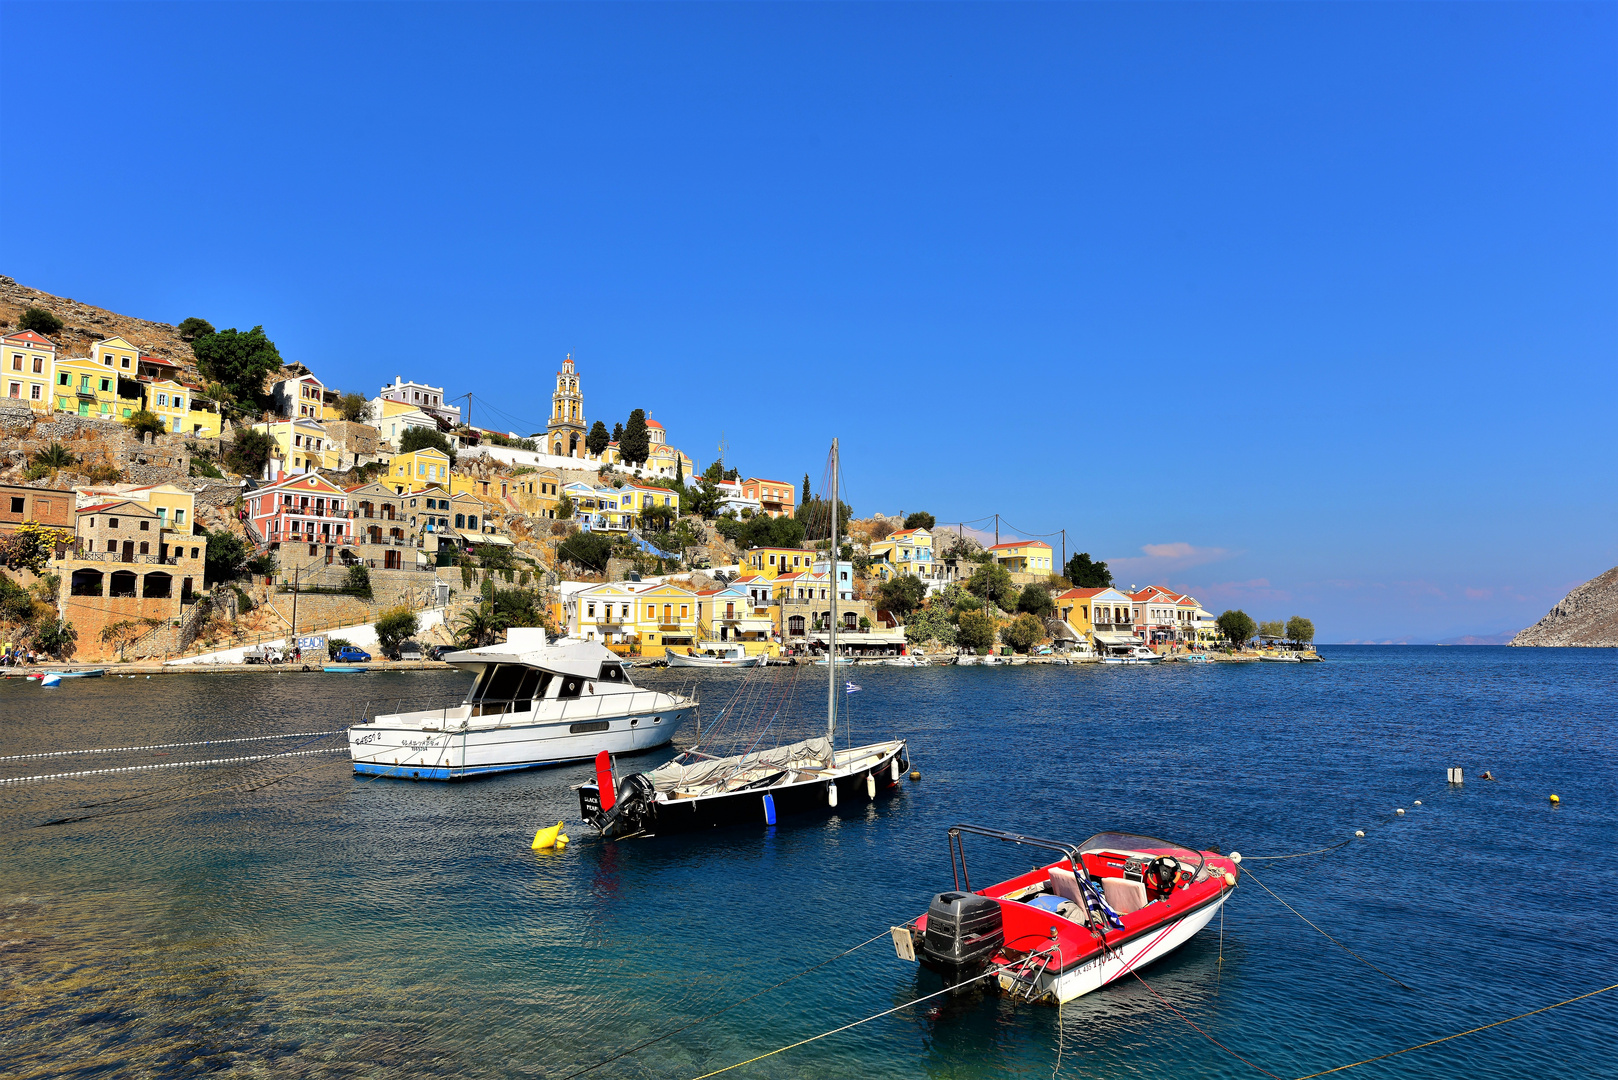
645,736,833,793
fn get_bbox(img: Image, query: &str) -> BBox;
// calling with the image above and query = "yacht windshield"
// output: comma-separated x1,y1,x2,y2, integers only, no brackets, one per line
1078,832,1206,877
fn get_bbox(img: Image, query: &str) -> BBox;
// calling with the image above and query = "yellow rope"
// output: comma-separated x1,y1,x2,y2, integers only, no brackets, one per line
1292,983,1618,1079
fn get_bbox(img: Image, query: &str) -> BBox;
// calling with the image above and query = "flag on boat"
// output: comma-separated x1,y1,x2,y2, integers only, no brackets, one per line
845,681,862,693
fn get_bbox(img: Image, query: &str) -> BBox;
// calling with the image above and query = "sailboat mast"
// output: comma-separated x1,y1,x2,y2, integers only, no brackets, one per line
827,438,838,747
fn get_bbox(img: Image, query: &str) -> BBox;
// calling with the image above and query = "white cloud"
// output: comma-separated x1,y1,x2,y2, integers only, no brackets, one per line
1107,542,1235,581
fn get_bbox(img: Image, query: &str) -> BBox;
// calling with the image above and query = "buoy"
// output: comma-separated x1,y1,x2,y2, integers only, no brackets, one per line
826,782,838,808
1413,800,1422,806
866,773,876,799
531,820,564,850
1396,808,1404,815
1355,830,1365,838
909,770,921,781
1229,851,1242,864
1549,794,1560,803
555,835,568,849
1223,872,1236,886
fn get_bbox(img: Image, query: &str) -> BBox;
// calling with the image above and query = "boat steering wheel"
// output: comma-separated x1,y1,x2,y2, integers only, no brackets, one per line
1148,856,1182,895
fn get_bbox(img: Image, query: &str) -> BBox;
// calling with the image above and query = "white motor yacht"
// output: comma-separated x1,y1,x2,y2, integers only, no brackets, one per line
347,631,694,780
1101,645,1162,665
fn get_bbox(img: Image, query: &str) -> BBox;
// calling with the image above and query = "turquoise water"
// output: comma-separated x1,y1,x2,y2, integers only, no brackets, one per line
1,646,1614,1079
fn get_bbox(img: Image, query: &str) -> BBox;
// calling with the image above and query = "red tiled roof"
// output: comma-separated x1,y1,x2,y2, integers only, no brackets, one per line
1055,587,1110,600
988,540,1050,551
646,419,663,429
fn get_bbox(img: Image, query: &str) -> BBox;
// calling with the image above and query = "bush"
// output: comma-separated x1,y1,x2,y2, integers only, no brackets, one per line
374,606,419,655
399,425,455,463
965,562,1017,611
18,307,63,335
84,463,122,485
33,618,78,658
336,392,369,421
178,317,215,341
23,463,50,482
903,511,935,531
903,605,957,647
344,564,373,599
1004,612,1045,654
190,456,224,478
224,428,277,477
203,528,251,583
231,585,256,613
327,637,354,660
875,575,927,621
126,410,168,437
0,572,35,624
956,609,996,651
557,530,614,573
1016,583,1055,618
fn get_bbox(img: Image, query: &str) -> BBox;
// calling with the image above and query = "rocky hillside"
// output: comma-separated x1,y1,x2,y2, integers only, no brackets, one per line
1512,566,1618,647
0,275,201,378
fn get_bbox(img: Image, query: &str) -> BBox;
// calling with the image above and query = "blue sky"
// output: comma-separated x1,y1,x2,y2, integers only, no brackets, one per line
2,3,1613,642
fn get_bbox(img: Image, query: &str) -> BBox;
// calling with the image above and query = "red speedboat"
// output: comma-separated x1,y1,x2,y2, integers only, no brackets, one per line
892,825,1239,1004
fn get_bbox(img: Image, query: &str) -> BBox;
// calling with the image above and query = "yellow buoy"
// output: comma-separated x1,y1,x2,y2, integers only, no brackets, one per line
531,820,564,850
1549,794,1560,804
555,835,569,850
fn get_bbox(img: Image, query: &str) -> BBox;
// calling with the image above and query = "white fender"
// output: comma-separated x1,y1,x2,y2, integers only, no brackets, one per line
866,773,876,799
827,782,838,808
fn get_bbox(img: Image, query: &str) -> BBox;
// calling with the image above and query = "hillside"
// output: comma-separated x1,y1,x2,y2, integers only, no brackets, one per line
1511,566,1618,647
0,275,202,379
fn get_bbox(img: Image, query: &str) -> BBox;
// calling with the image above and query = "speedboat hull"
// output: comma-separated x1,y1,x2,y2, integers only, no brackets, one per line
666,652,764,668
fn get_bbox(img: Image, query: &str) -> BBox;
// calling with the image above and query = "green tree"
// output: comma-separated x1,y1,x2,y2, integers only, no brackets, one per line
1016,583,1055,618
639,503,676,532
965,561,1017,611
202,528,251,584
1285,616,1316,645
586,420,611,456
1257,619,1285,641
875,574,928,621
191,325,283,404
903,511,936,531
399,425,455,463
956,609,997,652
31,442,77,470
0,572,37,624
224,428,276,477
344,564,373,599
0,523,74,575
34,618,78,658
718,513,806,550
177,317,215,341
455,602,500,648
19,307,64,335
903,604,957,647
1216,609,1257,648
336,391,369,421
557,530,614,573
557,492,576,519
612,422,624,445
674,454,683,487
1064,552,1113,588
802,474,811,507
374,607,419,655
704,459,724,483
125,409,167,437
620,409,650,465
1004,612,1045,653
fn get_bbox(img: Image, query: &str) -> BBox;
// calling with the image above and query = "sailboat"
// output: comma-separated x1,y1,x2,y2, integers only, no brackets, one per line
576,439,910,839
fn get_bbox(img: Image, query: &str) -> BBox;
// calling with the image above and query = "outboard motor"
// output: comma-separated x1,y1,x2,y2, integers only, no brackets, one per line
594,773,656,839
919,891,1004,988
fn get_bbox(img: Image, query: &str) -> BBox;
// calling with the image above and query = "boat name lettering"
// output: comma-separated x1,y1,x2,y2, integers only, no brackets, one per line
353,732,380,745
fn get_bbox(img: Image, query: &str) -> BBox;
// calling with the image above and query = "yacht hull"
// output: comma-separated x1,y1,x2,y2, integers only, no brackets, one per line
349,704,691,780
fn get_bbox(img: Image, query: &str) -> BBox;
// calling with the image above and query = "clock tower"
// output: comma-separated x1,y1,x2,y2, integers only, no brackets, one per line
547,354,586,458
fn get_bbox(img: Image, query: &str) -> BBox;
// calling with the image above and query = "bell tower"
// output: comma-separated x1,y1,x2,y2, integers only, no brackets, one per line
547,354,586,458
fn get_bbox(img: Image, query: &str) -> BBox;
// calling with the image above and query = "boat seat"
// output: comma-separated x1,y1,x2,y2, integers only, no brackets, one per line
1100,877,1149,915
1047,866,1086,905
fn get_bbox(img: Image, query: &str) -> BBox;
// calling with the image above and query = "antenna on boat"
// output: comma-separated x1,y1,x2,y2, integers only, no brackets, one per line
827,437,839,757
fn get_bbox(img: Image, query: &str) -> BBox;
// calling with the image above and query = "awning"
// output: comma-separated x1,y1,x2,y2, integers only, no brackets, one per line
808,631,906,645
1092,631,1141,645
460,531,513,546
733,618,775,632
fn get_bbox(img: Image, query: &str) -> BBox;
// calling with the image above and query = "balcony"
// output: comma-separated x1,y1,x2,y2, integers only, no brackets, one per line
72,550,180,565
657,623,685,632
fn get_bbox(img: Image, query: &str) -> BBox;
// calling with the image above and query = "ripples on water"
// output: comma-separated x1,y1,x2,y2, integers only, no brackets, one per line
1,647,1614,1079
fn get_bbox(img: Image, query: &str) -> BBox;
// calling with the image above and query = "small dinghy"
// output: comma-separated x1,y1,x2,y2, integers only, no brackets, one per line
891,825,1237,1005
54,668,106,678
324,665,365,673
667,645,764,668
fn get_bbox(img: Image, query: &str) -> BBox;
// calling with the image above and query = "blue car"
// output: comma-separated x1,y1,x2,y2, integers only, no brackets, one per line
331,645,371,663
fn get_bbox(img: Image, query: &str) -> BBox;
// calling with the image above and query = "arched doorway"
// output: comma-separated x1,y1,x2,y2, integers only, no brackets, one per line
554,442,563,456
109,570,138,597
569,433,579,457
70,569,104,596
143,572,172,599
788,615,805,636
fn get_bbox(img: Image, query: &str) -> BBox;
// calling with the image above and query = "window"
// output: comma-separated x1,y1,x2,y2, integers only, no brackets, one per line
7,383,16,398
174,397,183,410
9,497,22,513
31,385,41,400
139,541,149,555
100,378,111,392
59,373,68,386
156,393,167,407
190,547,198,559
121,357,130,369
140,520,150,531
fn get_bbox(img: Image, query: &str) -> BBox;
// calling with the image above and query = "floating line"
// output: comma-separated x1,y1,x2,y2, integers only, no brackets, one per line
1243,867,1414,992
1292,982,1618,1078
0,730,348,762
1130,967,1283,1079
0,747,347,784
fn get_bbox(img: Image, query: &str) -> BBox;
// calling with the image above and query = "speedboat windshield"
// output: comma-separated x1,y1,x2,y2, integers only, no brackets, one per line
1078,832,1206,877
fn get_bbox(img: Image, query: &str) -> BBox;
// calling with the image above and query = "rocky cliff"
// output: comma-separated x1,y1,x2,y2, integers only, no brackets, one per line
0,275,201,380
1511,566,1618,647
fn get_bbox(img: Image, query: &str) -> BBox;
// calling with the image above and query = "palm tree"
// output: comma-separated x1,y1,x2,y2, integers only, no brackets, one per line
455,602,499,648
31,442,77,469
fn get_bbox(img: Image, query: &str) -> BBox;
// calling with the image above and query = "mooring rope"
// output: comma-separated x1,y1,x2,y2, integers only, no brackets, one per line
0,747,347,785
0,730,348,762
560,926,894,1080
685,969,1000,1080
1129,967,1284,1079
1242,867,1415,992
1289,983,1618,1078
1238,781,1456,861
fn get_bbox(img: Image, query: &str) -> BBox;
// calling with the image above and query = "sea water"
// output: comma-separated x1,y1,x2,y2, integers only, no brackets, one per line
1,646,1613,1079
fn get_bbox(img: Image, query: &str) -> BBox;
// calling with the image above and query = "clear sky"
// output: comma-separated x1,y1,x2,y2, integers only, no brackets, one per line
2,2,1613,642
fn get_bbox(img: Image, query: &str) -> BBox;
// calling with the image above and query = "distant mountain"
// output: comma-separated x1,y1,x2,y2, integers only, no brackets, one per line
1434,631,1517,646
1512,566,1618,648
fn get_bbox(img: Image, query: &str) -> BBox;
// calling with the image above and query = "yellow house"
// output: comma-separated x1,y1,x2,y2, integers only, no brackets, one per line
988,540,1054,578
744,546,817,579
3,330,57,413
141,378,194,435
52,356,132,419
253,418,338,474
185,394,223,438
271,372,328,421
868,527,934,583
91,336,140,377
390,447,452,492
569,582,641,645
631,582,700,657
623,482,679,524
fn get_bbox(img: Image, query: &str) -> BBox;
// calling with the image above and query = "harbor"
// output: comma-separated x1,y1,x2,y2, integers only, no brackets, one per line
3,645,1611,1078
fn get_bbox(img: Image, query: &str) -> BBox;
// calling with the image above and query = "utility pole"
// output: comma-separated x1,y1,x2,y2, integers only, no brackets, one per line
1061,529,1066,573
994,514,999,547
289,567,301,653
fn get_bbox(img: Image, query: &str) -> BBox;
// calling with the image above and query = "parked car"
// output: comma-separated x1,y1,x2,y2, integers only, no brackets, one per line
242,644,285,665
395,640,423,662
331,645,371,664
426,644,456,662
